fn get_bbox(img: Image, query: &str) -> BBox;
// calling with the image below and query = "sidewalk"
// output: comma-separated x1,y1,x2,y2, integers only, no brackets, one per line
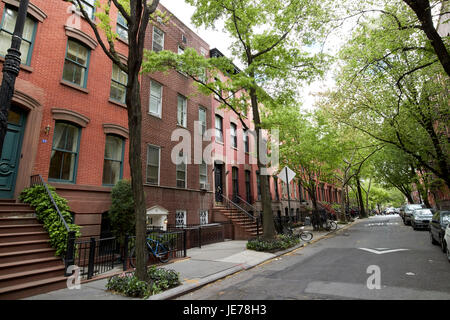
25,220,359,300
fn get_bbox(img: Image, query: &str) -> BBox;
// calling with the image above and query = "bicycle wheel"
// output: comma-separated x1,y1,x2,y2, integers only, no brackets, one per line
155,243,169,263
300,231,313,241
129,246,150,268
329,221,338,231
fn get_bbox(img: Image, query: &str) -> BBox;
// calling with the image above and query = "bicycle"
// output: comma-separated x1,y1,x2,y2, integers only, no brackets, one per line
323,219,338,232
282,222,313,242
129,236,169,267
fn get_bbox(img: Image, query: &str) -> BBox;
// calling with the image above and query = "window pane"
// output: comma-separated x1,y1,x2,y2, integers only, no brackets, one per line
102,160,121,185
149,81,162,115
147,165,158,184
177,95,186,126
63,60,84,86
153,27,164,52
117,24,128,41
110,81,126,103
104,135,123,160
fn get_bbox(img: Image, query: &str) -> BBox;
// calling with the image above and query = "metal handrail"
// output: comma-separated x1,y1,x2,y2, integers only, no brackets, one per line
220,193,257,222
235,195,260,217
30,174,71,232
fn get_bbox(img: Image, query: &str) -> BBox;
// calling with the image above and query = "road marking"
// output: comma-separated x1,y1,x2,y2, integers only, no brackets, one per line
364,222,399,227
304,281,450,300
358,248,410,255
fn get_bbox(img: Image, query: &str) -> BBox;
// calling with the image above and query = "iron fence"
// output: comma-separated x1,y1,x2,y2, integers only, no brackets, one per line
167,223,225,249
72,237,121,280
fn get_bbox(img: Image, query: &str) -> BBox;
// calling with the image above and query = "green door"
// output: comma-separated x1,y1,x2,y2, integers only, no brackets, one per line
0,107,26,199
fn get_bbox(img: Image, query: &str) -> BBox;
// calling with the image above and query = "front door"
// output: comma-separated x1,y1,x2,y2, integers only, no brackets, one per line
0,107,26,199
214,163,223,202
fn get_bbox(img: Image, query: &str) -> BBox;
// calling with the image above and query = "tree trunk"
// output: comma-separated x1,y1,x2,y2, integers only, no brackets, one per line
249,87,275,240
126,72,147,281
356,176,367,218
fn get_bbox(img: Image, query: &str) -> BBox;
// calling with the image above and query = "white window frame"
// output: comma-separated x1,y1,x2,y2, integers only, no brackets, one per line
149,80,163,117
177,94,187,127
176,151,187,189
198,106,207,136
146,144,160,185
199,161,207,188
152,26,164,52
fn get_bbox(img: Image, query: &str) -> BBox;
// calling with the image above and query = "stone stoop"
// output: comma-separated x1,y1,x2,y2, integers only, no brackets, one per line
0,200,67,300
213,206,263,240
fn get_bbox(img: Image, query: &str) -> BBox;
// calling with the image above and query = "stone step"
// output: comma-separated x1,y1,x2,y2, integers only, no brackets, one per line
0,240,51,254
0,232,49,244
0,217,39,225
0,276,68,300
0,203,32,211
0,248,56,264
0,256,63,276
0,265,65,289
0,209,35,218
0,224,45,235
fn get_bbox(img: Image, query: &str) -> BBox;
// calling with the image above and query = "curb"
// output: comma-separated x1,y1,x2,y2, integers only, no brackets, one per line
147,219,361,300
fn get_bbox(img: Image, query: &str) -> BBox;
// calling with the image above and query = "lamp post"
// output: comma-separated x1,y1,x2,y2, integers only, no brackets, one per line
0,0,30,157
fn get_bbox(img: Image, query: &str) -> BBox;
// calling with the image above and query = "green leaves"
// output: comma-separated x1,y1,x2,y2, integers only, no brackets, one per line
19,185,81,256
108,180,136,245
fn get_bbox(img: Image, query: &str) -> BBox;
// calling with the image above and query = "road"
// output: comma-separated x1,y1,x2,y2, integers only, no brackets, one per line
177,215,450,300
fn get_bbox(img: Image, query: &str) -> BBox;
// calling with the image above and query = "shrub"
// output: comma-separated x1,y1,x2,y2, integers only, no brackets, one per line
246,234,300,252
19,184,81,256
108,180,135,245
106,266,180,299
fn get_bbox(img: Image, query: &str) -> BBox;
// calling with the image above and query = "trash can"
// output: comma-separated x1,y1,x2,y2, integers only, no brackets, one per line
305,216,311,226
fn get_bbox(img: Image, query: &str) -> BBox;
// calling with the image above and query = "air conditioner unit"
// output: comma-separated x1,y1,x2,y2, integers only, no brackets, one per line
200,183,209,190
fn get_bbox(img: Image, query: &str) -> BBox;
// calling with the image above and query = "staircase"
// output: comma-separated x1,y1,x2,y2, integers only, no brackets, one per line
213,206,263,239
0,199,67,300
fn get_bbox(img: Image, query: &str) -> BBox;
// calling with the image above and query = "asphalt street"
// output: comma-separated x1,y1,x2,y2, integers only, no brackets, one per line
177,215,450,300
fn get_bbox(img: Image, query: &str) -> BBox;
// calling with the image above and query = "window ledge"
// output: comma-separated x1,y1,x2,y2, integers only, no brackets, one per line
0,56,33,73
60,80,89,94
117,37,129,46
148,112,162,119
108,98,127,108
176,124,188,130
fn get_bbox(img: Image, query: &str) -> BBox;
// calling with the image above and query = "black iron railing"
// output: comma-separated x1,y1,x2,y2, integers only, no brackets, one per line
30,174,77,275
167,223,225,249
221,193,261,237
72,237,120,280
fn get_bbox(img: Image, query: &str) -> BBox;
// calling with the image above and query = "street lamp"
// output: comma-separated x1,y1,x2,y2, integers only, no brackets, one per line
0,0,30,157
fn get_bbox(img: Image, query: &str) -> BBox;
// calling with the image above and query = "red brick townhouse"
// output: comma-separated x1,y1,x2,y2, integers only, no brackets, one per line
139,3,214,230
0,0,132,238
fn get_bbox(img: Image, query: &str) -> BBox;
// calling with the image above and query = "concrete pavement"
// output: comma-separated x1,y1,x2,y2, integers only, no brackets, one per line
25,220,358,300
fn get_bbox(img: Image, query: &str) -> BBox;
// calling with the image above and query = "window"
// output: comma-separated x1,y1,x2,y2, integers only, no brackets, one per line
175,210,186,228
0,7,36,66
110,64,127,104
116,12,128,41
152,26,164,52
102,135,124,185
176,151,186,188
76,0,95,19
62,39,90,87
181,34,187,44
200,210,208,225
232,167,239,201
243,129,249,153
213,77,221,100
215,115,223,143
146,145,160,185
177,46,187,76
198,107,207,136
230,123,237,149
245,170,251,203
49,122,80,182
177,95,187,127
256,171,261,200
149,80,163,117
199,161,207,188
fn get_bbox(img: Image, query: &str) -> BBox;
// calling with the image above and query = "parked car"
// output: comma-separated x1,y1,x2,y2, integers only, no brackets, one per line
411,208,433,230
402,204,425,225
444,223,450,262
430,210,450,253
386,207,395,215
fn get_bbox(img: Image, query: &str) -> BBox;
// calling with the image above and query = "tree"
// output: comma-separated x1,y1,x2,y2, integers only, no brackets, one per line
266,106,341,229
143,0,333,239
108,180,135,245
70,0,160,281
322,3,449,189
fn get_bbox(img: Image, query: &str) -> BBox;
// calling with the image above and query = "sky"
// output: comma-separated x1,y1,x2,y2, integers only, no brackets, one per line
158,0,353,111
